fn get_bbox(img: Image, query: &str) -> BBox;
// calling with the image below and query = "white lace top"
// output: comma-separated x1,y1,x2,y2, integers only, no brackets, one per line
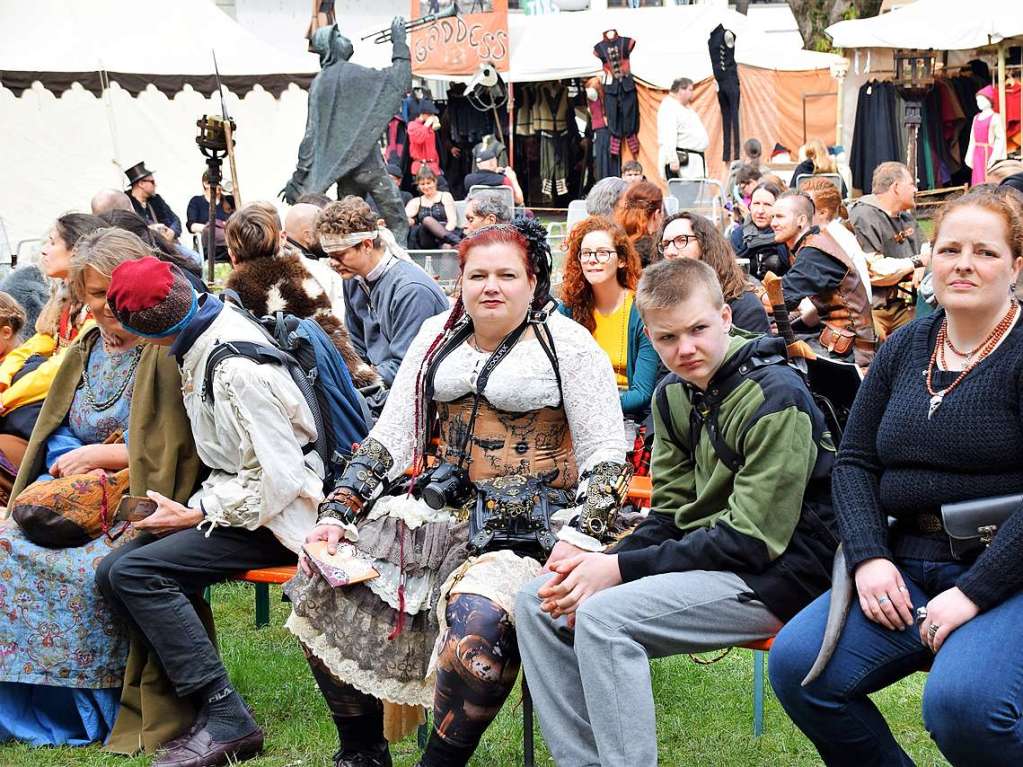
371,310,626,480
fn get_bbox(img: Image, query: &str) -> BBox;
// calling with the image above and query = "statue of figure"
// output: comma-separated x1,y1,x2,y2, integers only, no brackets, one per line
283,18,411,244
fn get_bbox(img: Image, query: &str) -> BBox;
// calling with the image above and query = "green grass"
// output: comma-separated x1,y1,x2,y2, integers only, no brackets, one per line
0,583,950,767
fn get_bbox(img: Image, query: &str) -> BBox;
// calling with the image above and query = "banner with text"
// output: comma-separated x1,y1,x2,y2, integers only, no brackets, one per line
409,0,510,76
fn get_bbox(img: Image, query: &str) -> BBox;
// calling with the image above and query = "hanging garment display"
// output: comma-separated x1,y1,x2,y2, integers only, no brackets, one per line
586,77,617,181
593,30,640,158
708,24,741,163
532,82,570,198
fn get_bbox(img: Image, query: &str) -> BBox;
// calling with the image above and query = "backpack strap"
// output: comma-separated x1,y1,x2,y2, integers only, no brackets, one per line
201,340,328,463
654,352,786,475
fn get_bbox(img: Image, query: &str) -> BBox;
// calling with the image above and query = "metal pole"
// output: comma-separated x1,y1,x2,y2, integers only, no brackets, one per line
998,43,1007,150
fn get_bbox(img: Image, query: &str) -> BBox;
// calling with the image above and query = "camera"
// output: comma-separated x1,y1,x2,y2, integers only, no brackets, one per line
418,462,474,510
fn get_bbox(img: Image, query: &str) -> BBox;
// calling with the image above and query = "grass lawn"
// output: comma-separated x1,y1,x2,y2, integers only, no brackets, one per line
0,582,950,767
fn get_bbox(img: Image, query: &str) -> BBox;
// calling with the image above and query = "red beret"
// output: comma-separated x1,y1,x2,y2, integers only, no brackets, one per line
108,256,174,312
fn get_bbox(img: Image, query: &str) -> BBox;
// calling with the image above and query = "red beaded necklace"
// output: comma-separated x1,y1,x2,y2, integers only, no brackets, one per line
925,302,1018,419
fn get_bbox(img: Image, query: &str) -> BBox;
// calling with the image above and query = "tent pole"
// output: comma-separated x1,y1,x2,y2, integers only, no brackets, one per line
998,43,1007,140
508,82,515,167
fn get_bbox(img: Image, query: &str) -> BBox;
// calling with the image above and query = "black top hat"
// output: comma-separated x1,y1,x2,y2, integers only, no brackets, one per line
418,100,439,116
124,161,155,186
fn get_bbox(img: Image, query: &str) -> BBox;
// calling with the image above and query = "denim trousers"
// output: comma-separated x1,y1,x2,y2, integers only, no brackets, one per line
769,557,1023,767
95,526,293,698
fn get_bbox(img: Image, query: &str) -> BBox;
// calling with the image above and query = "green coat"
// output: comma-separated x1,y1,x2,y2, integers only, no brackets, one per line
4,326,205,755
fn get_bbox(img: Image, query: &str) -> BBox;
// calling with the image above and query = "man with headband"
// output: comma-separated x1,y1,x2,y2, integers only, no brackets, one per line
318,196,448,390
95,256,325,767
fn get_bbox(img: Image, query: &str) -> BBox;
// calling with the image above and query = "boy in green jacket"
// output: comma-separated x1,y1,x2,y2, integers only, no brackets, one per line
516,257,838,766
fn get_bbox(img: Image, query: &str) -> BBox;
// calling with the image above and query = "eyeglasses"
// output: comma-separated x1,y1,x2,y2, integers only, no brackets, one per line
578,248,616,263
661,234,696,251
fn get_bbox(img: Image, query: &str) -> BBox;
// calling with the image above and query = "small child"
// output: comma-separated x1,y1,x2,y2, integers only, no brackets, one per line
621,160,645,185
0,292,26,361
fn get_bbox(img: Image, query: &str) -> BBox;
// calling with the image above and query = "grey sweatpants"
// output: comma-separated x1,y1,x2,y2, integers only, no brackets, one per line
515,570,782,767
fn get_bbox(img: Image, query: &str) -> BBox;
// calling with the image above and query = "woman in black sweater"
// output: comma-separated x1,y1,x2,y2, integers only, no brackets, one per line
769,189,1023,766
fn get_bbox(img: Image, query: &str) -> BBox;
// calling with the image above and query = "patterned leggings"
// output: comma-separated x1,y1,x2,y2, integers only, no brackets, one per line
307,593,519,766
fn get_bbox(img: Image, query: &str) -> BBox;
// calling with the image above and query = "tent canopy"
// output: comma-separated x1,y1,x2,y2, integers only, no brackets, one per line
350,5,843,88
0,0,319,96
826,0,1023,50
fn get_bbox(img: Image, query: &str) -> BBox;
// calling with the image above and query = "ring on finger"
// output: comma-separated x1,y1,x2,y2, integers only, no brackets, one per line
877,596,891,606
898,586,908,592
928,623,940,636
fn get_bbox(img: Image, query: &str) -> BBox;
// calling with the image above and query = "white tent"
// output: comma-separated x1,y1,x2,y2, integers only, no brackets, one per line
349,5,842,88
0,0,319,252
826,0,1023,50
1,0,317,93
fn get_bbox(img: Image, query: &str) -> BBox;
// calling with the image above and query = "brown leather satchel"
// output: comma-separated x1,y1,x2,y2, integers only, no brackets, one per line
819,324,855,356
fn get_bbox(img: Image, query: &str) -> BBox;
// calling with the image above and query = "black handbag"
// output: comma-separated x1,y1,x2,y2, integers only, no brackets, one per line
675,149,690,167
941,493,1022,560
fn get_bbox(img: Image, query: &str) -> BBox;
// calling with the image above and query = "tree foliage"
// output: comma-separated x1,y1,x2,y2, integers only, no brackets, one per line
786,0,884,52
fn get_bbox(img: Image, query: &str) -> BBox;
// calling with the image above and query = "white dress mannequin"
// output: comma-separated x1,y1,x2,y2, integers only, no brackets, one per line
965,93,1007,186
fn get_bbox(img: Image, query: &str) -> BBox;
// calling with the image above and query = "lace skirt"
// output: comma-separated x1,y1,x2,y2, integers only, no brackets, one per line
284,495,542,707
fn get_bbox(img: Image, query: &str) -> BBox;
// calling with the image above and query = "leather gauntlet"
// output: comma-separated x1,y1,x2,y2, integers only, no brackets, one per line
318,437,393,525
573,461,633,542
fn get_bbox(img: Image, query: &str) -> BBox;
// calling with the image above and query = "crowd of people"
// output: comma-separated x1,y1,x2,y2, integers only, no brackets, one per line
1,129,1023,767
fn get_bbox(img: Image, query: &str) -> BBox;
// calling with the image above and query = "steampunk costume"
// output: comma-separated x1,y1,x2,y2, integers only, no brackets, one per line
287,221,630,767
593,33,639,160
782,227,878,369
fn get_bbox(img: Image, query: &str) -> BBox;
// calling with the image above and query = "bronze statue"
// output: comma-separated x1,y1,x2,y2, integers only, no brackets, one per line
283,18,410,244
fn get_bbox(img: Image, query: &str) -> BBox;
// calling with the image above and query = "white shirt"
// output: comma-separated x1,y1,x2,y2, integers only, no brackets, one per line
657,96,710,179
182,304,323,553
303,255,347,327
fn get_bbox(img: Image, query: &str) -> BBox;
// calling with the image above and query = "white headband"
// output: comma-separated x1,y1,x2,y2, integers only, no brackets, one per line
320,230,377,253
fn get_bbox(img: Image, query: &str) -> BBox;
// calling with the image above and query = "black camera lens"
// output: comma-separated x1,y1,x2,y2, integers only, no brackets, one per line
421,484,448,510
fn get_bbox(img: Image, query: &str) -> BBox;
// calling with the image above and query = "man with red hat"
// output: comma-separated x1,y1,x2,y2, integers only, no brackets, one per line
95,257,324,767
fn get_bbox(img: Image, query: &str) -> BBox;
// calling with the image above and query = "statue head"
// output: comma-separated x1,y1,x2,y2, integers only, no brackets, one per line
312,25,354,68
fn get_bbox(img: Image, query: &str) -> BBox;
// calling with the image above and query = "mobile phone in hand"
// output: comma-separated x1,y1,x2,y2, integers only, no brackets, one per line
116,496,158,523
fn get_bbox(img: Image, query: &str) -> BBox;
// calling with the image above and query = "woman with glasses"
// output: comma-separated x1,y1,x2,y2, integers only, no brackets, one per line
659,212,770,334
559,216,660,421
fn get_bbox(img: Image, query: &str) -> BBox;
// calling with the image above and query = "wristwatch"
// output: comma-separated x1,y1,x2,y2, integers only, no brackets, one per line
910,255,925,269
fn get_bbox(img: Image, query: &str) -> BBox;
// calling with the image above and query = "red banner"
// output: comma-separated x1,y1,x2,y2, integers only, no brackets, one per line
409,0,510,76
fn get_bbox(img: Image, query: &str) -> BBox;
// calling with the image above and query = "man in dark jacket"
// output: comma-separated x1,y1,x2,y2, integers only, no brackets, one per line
516,257,837,767
124,161,182,238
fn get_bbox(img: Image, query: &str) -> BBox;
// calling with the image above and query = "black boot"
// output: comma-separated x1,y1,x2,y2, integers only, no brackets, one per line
333,741,392,767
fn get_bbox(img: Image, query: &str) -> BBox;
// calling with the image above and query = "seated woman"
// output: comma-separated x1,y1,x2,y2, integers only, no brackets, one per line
223,202,377,388
0,228,200,749
789,138,848,197
614,180,664,267
406,167,460,250
98,209,206,292
185,169,234,260
730,180,788,280
769,189,1023,766
659,212,770,334
0,214,102,476
559,216,660,427
286,219,631,767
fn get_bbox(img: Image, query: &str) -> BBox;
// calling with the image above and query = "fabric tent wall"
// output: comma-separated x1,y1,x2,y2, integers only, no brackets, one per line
0,83,308,250
628,65,837,189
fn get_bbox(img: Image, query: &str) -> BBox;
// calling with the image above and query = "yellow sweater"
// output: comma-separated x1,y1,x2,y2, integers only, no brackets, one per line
592,291,632,389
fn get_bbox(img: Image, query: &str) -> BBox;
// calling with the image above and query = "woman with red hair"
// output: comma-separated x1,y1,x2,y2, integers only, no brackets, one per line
560,216,660,419
287,219,631,767
614,180,664,267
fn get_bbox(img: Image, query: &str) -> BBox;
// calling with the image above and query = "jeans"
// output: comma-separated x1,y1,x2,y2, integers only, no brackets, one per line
769,557,1023,766
96,526,293,698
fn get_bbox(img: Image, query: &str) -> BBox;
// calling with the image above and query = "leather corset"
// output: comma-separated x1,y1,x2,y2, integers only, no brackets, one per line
800,230,878,367
435,394,578,490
